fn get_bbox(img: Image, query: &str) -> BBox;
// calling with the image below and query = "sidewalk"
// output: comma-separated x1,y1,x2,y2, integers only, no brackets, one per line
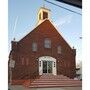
9,85,82,90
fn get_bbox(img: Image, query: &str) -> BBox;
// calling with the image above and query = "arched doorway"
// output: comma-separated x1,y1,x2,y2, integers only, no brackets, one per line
39,56,57,75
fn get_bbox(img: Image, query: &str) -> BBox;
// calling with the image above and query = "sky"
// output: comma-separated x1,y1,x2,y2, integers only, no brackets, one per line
8,0,82,64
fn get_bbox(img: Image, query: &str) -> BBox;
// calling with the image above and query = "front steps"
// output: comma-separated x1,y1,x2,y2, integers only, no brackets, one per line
24,74,82,88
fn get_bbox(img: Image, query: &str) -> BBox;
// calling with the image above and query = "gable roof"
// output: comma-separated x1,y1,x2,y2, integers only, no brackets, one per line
18,19,72,49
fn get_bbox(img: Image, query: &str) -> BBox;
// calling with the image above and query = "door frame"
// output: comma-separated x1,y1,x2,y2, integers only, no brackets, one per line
39,56,57,75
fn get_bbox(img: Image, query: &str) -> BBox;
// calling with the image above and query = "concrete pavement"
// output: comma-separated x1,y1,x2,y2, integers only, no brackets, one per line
9,85,82,90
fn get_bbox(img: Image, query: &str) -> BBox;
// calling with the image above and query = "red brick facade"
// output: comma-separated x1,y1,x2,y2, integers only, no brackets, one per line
9,19,76,80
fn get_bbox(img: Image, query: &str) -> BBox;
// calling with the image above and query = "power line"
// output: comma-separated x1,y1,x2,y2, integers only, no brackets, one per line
44,0,82,15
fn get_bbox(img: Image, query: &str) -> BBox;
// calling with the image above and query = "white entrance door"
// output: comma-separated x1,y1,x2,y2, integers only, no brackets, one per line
43,61,52,73
39,56,57,75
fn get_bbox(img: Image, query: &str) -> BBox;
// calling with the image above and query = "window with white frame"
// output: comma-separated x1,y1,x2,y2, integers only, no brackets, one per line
32,42,37,51
44,38,51,48
57,45,62,54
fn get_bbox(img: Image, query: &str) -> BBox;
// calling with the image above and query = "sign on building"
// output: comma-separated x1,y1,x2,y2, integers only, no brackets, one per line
9,60,15,68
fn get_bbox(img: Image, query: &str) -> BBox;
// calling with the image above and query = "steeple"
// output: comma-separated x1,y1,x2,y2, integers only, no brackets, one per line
37,6,51,25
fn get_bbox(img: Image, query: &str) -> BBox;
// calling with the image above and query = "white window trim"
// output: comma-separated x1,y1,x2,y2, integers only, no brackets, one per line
44,38,51,48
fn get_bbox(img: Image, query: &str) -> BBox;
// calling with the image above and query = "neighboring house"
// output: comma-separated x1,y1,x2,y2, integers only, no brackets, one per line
9,7,76,82
76,62,82,80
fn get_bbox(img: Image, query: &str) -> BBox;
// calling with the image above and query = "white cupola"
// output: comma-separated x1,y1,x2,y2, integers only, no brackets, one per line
37,7,51,25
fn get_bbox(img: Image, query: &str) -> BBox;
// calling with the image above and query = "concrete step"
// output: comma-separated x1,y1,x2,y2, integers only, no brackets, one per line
23,74,82,88
35,78,73,81
29,84,82,88
31,83,82,86
32,80,81,83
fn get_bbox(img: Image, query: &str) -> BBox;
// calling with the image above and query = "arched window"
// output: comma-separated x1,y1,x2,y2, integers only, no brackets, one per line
57,45,62,54
44,38,51,48
32,42,37,51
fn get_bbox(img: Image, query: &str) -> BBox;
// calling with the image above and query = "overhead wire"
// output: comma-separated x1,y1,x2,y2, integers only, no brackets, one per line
44,0,82,15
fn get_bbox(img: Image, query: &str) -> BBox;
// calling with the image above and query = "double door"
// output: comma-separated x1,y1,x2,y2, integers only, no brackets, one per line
43,61,52,73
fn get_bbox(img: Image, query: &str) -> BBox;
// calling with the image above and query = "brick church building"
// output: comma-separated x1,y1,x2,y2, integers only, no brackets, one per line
9,7,77,84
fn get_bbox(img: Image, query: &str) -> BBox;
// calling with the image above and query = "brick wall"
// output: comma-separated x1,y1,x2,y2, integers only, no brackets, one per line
9,20,76,80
